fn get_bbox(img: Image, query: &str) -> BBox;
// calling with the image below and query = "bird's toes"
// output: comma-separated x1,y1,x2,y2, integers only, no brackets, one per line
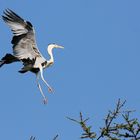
43,98,48,104
48,87,53,93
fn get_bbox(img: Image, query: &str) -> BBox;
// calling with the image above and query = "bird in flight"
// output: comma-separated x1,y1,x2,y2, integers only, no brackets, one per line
0,9,64,104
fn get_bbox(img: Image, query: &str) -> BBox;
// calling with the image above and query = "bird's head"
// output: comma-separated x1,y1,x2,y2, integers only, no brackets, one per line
48,43,64,51
47,43,64,65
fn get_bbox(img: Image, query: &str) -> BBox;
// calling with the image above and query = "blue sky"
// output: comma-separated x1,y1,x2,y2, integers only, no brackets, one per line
0,0,140,140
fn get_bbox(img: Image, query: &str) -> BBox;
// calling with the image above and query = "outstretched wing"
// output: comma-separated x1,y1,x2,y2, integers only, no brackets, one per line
2,9,46,65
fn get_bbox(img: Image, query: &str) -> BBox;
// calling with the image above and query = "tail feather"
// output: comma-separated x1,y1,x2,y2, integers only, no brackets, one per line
18,68,28,73
0,60,5,67
0,53,19,68
18,64,33,73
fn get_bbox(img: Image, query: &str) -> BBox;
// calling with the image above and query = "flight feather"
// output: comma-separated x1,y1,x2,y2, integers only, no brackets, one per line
2,9,46,64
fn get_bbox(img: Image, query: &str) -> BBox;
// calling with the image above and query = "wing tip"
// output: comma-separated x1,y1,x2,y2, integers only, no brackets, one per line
2,9,33,29
3,8,14,17
2,8,24,22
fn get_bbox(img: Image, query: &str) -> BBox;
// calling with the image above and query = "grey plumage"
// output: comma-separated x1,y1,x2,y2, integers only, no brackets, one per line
2,9,46,69
0,9,64,103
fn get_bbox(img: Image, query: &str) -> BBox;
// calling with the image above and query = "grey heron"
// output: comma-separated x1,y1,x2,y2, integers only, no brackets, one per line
0,9,64,104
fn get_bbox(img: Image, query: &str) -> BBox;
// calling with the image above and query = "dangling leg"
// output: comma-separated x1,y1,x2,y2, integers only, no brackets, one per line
36,72,47,104
39,66,53,93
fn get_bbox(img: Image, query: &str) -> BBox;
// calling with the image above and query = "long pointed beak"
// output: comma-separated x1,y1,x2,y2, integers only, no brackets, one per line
57,45,64,49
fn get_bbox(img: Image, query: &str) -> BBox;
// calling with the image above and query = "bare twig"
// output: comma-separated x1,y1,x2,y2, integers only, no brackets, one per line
30,136,35,140
52,134,58,140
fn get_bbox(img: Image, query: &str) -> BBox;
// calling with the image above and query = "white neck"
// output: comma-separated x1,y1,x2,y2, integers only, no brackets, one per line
47,45,54,65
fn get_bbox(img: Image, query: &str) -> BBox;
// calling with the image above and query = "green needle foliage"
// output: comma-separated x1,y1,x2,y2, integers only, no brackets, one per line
29,99,140,140
67,99,140,140
67,112,96,139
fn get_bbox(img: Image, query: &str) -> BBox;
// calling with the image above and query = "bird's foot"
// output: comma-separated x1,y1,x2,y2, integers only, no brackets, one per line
48,87,53,93
43,98,48,104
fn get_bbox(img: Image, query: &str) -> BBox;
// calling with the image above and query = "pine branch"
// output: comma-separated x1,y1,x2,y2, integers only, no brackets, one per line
67,112,96,139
